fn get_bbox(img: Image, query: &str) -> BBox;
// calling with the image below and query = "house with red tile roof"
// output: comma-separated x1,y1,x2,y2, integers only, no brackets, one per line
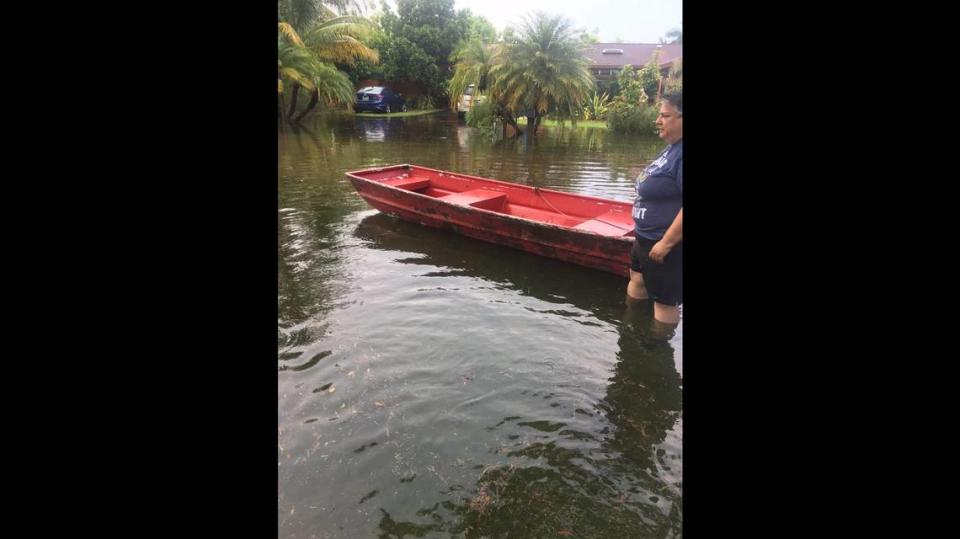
582,43,682,81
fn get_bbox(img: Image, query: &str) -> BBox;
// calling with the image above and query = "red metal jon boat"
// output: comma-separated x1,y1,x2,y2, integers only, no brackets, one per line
345,164,635,276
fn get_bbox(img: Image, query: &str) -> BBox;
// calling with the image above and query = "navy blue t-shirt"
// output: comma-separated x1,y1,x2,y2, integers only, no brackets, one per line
632,140,683,240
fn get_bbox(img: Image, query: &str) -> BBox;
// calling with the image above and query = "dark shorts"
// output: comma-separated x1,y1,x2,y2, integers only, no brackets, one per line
630,235,683,306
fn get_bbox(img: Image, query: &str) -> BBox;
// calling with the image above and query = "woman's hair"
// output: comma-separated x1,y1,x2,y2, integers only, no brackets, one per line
662,91,682,116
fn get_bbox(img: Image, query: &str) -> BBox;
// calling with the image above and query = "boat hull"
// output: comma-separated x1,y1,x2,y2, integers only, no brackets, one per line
346,164,635,277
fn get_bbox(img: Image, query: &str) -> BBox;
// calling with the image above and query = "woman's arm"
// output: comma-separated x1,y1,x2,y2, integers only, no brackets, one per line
649,209,682,263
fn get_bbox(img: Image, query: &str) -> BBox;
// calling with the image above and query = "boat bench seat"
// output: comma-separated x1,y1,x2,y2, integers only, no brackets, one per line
385,177,431,191
573,210,635,237
438,188,508,211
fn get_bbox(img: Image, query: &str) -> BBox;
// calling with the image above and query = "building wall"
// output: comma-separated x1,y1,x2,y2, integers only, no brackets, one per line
590,65,673,80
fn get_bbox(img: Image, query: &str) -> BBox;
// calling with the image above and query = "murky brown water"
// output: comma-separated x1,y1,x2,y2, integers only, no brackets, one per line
279,111,681,538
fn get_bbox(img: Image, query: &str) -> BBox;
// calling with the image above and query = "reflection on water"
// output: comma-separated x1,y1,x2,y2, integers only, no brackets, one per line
356,213,681,538
279,112,681,538
357,118,390,142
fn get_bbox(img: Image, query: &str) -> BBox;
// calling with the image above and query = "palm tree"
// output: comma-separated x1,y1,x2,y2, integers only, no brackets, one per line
487,13,595,135
278,23,318,119
280,0,369,32
278,22,360,122
278,4,378,122
294,14,378,118
292,62,355,122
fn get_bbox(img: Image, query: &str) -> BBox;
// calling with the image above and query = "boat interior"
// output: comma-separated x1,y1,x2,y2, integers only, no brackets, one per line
349,165,635,237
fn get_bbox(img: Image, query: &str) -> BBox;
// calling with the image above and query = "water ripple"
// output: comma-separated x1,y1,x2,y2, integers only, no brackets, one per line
278,113,682,538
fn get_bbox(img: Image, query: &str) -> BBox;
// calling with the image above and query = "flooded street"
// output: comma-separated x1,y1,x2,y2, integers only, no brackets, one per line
279,111,682,538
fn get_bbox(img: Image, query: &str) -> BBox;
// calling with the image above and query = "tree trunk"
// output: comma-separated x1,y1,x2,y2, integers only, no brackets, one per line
278,69,283,119
503,113,521,137
495,102,521,136
527,110,540,137
287,83,301,119
293,88,320,123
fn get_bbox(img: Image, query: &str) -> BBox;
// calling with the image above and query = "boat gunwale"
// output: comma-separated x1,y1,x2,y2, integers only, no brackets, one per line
345,164,635,243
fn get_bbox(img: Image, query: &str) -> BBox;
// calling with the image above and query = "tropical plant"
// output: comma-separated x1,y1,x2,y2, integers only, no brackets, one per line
607,104,659,136
278,1,379,122
302,14,378,64
280,0,369,32
617,65,646,106
637,50,662,104
606,62,659,135
375,0,474,102
465,93,495,129
296,15,378,117
466,14,497,42
486,12,595,135
293,63,355,121
664,58,682,93
278,23,319,117
583,92,611,121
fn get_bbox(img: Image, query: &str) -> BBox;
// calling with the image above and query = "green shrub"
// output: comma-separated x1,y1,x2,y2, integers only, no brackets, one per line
617,65,645,106
466,97,494,129
583,92,610,121
607,102,659,136
664,58,682,94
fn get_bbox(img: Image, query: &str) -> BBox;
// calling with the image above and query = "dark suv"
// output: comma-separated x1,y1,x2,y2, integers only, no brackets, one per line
354,87,407,114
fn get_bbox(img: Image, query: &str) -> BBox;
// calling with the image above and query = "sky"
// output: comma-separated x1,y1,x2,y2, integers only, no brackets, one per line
375,1,682,43
453,0,682,43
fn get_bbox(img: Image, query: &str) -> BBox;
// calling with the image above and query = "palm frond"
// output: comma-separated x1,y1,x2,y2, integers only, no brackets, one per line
318,4,339,21
278,22,305,47
303,16,378,65
310,35,379,64
280,67,316,91
311,62,356,106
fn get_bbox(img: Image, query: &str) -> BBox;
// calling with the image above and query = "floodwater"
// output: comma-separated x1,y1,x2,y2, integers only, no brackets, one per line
279,111,682,538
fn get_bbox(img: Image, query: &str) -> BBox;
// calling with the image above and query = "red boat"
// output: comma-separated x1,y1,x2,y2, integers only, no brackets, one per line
345,164,635,276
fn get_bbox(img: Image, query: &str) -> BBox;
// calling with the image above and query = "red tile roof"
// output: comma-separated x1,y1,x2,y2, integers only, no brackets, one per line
582,43,682,69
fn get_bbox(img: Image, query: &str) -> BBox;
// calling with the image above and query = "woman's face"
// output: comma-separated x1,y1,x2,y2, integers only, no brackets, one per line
655,101,683,144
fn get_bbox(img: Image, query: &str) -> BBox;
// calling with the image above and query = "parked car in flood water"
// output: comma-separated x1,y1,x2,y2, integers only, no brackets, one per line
456,84,480,118
354,87,407,114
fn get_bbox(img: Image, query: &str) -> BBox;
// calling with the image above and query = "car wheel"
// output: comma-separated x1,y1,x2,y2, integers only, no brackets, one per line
386,105,391,114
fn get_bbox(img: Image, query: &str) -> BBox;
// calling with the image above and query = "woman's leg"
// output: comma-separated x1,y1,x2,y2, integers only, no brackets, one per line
626,269,649,301
653,302,680,325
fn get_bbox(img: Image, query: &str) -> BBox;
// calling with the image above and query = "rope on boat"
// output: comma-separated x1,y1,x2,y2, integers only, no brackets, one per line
533,187,633,231
533,186,569,216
